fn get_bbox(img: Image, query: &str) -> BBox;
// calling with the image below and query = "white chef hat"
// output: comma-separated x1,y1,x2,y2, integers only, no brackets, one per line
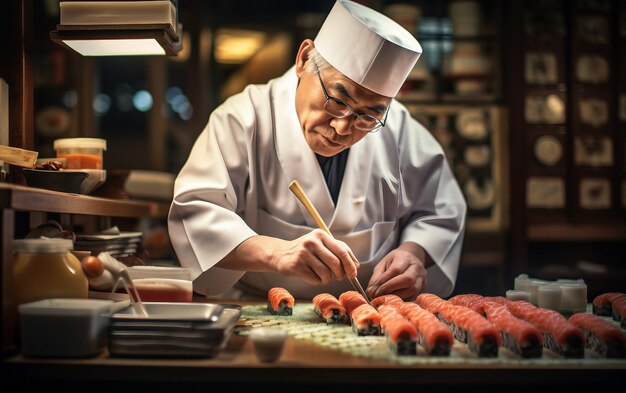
314,0,422,98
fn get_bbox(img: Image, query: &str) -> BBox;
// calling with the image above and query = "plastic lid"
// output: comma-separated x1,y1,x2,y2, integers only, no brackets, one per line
13,238,74,253
54,138,107,151
127,265,191,280
18,298,115,316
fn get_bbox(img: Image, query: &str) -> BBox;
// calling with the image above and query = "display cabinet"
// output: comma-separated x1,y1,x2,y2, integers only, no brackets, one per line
507,0,626,298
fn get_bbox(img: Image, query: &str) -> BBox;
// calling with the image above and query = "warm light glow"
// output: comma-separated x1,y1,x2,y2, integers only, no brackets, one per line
215,29,266,64
63,39,166,56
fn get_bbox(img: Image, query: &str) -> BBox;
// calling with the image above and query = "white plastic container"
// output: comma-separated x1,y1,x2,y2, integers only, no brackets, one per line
18,298,124,358
538,284,561,311
506,290,531,302
54,138,107,169
558,280,587,314
126,266,193,302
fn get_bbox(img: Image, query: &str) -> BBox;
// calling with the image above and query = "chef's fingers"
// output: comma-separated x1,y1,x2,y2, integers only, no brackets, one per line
324,238,358,279
348,249,360,269
311,246,345,281
370,263,419,299
336,239,359,278
365,258,389,297
372,258,411,290
302,251,334,284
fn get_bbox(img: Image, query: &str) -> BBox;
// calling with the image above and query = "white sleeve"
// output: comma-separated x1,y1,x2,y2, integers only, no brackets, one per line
168,92,258,296
395,109,467,297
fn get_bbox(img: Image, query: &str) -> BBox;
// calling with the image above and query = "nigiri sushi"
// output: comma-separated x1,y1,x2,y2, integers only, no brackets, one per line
400,302,453,356
339,290,368,314
312,293,348,324
507,300,585,358
592,292,626,317
417,293,500,358
267,287,294,316
379,306,418,356
350,303,382,336
570,313,626,358
483,301,543,358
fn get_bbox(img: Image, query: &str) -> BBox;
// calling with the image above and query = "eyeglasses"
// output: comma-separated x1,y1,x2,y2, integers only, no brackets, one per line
314,66,388,133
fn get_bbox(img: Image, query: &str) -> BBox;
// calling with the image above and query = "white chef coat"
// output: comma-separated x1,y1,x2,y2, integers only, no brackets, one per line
168,66,466,300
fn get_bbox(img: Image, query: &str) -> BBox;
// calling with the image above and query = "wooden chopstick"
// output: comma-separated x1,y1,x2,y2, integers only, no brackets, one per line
289,180,370,303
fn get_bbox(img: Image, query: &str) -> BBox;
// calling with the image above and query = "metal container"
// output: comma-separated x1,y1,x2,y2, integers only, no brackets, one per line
108,302,240,358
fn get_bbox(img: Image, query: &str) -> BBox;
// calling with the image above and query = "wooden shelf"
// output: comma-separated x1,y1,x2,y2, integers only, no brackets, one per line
528,223,626,242
0,183,167,218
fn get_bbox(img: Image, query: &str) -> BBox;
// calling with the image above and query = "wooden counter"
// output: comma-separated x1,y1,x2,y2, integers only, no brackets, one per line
2,301,625,392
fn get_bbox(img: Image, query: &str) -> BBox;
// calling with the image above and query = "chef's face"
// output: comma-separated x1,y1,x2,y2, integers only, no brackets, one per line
294,40,391,157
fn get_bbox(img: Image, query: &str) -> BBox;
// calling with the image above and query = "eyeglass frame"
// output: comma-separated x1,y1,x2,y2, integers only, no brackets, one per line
313,64,389,133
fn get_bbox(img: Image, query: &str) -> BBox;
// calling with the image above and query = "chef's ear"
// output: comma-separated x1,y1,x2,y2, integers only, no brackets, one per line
295,39,315,78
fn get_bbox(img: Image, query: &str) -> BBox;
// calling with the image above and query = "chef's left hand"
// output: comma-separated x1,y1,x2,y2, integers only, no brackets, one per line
365,242,430,301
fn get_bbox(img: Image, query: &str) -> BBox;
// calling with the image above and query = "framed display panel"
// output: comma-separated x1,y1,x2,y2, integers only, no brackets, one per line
526,127,567,173
406,104,507,232
524,49,566,87
523,90,567,125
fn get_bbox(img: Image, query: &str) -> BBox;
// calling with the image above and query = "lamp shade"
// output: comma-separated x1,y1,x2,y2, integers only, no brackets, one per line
50,1,182,56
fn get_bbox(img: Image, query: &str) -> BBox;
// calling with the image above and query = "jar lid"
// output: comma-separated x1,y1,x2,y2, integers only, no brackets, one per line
13,238,74,253
53,138,107,151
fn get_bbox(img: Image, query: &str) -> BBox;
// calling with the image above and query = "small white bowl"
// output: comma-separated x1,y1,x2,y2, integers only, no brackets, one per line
249,327,287,363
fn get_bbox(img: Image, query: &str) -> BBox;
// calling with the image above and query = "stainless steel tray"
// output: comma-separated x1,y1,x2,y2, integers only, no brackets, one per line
110,302,224,322
108,305,241,358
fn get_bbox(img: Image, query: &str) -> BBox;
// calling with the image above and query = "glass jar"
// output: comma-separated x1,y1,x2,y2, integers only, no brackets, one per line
13,238,88,306
53,138,107,169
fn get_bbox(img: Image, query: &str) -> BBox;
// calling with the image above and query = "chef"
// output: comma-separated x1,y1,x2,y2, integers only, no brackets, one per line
168,0,466,301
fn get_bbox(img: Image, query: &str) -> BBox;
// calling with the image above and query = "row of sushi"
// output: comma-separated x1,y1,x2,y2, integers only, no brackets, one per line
266,287,626,359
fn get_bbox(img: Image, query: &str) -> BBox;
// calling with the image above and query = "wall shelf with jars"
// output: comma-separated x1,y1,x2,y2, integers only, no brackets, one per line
385,0,503,104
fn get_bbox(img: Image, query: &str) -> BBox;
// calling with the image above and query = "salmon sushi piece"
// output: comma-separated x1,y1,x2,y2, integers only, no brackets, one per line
613,299,626,329
339,290,368,315
440,303,500,357
350,303,382,336
267,287,294,316
507,300,585,358
379,308,418,356
370,294,404,309
400,302,453,356
483,301,543,358
592,292,626,317
569,313,626,358
417,293,499,357
312,293,348,324
603,296,626,327
415,293,448,315
449,294,487,316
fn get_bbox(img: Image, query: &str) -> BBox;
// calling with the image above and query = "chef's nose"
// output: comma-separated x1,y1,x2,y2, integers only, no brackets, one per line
330,116,354,136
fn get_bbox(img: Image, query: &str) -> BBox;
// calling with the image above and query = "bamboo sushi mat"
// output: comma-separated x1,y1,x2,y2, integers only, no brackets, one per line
237,303,626,367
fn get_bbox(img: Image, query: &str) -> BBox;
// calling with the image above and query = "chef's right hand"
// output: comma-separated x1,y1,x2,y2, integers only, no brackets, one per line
271,229,359,285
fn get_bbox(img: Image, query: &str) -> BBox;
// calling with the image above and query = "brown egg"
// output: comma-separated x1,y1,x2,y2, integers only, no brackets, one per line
81,255,104,278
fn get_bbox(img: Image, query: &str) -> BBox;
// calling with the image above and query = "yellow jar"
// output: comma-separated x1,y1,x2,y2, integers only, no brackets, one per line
13,238,88,306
